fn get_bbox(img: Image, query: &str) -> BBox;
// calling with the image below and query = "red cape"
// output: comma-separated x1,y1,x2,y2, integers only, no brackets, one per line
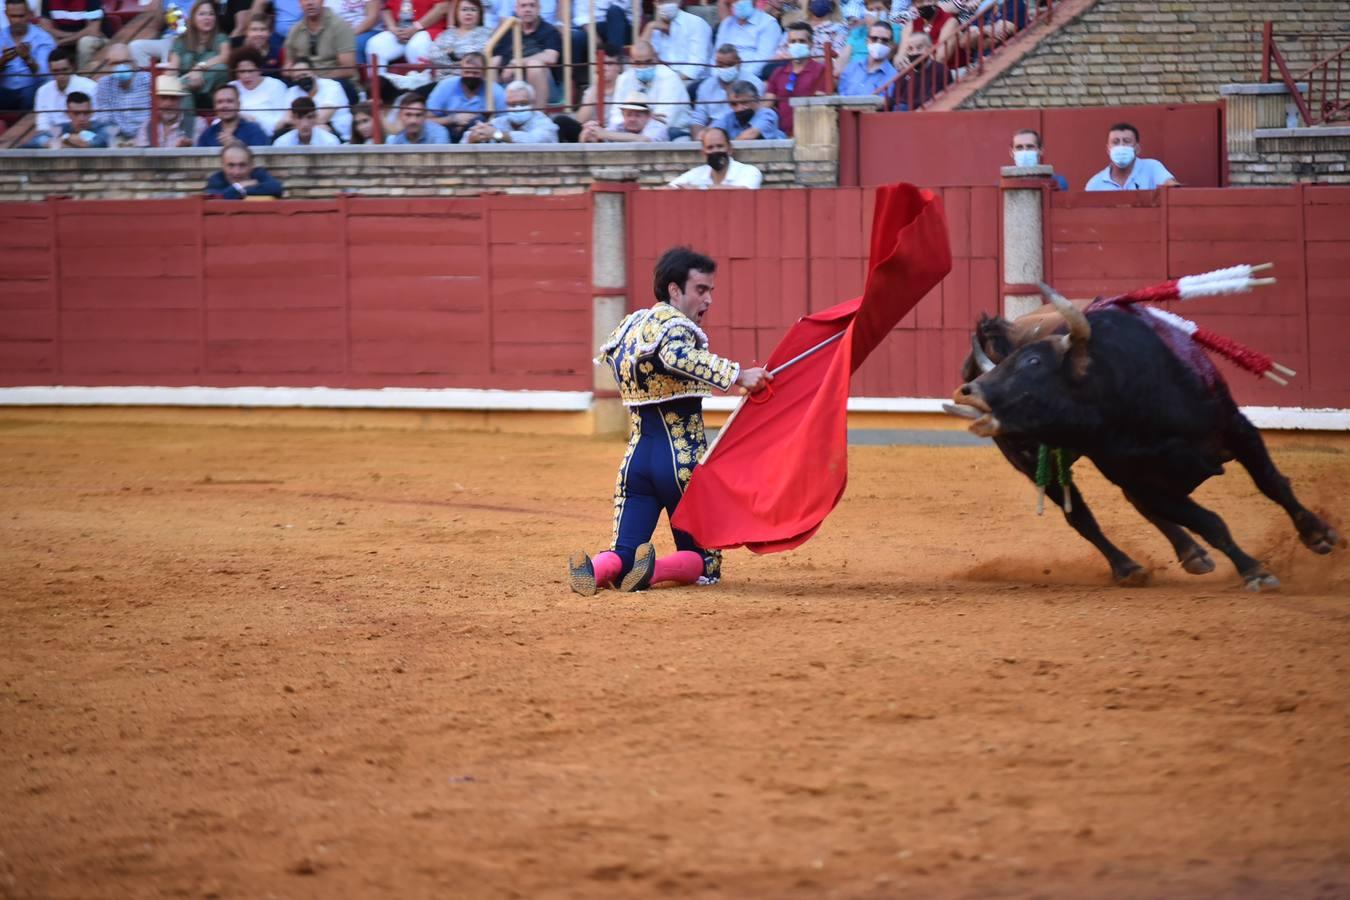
671,183,952,553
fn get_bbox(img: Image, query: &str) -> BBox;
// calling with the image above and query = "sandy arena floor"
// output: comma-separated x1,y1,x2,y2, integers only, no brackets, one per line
2,417,1349,900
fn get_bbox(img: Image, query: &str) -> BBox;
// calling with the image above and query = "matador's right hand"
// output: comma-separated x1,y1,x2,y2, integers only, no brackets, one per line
736,366,772,394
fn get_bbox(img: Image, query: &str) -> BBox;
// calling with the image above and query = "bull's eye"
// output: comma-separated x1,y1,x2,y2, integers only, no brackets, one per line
1020,354,1041,369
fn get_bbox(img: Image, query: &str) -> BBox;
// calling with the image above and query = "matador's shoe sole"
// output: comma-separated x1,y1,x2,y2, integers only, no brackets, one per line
568,551,598,597
618,543,656,593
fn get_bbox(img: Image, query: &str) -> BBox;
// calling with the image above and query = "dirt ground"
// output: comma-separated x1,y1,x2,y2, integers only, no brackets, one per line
2,416,1349,900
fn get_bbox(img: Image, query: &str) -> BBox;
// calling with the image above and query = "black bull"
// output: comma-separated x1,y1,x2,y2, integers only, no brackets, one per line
947,287,1339,591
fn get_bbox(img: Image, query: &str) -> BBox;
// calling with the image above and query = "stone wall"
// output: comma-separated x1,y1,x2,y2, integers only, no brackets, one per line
959,0,1350,110
0,141,798,202
1229,126,1350,186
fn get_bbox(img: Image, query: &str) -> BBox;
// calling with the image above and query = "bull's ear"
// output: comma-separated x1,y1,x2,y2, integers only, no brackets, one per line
1053,333,1093,380
976,314,1014,362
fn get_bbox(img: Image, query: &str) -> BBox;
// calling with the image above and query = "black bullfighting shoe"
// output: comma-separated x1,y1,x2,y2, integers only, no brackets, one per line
568,551,598,597
618,542,656,593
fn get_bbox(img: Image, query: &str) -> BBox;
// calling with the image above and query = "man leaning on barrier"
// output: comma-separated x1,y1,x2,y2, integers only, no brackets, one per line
204,141,285,199
464,79,558,143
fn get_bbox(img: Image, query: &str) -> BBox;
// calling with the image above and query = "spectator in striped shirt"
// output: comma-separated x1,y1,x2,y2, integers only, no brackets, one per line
93,42,152,144
38,0,111,73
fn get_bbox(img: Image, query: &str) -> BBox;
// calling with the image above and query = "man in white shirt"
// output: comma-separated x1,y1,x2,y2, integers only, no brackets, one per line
581,95,669,142
669,126,762,189
712,0,780,77
641,0,710,81
273,95,341,145
29,44,94,143
606,39,689,136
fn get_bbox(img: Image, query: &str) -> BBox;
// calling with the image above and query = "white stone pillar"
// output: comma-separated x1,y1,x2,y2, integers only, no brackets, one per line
589,173,635,436
1000,164,1054,320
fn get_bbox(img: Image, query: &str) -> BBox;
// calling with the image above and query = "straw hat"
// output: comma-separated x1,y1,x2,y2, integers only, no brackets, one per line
617,95,651,112
154,73,187,96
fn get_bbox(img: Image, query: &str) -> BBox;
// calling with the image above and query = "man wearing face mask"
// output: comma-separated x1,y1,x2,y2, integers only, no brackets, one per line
1009,128,1067,191
712,0,780,77
465,79,559,142
710,78,783,140
425,51,505,142
892,31,946,110
607,38,690,136
668,126,762,189
688,43,761,140
641,0,710,82
837,20,894,98
93,41,152,144
763,21,824,136
1086,122,1177,191
899,0,955,64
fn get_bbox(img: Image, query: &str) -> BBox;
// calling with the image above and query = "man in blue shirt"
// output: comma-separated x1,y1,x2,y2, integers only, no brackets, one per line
198,84,272,147
688,44,761,139
425,51,504,142
386,92,451,144
837,21,895,98
712,0,780,77
47,90,111,147
1010,128,1069,191
0,0,56,112
1085,122,1178,191
710,79,783,140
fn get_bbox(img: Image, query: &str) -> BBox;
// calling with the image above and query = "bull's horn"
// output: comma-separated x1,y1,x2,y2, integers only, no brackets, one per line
971,334,996,373
1038,281,1091,343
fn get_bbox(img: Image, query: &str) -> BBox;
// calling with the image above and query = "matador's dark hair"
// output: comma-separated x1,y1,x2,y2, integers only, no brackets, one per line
653,246,717,303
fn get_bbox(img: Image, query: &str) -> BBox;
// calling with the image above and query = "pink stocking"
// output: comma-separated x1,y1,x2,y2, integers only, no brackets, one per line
652,551,705,586
592,551,623,589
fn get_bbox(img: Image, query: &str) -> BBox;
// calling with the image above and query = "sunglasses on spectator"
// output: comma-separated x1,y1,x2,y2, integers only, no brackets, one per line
868,36,892,43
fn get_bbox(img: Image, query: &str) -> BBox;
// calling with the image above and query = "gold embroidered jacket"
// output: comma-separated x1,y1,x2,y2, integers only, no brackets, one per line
597,303,740,407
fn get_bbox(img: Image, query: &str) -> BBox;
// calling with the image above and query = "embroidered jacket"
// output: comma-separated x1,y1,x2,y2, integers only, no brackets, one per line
597,303,740,407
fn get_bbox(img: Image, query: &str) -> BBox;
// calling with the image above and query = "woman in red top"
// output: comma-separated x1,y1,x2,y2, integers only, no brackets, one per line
763,21,827,136
899,1,959,66
365,0,448,67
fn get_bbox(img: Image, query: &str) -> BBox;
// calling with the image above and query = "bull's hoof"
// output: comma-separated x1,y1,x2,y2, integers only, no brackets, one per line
1113,564,1150,587
568,551,598,597
1180,547,1216,575
1242,569,1281,593
1296,516,1340,555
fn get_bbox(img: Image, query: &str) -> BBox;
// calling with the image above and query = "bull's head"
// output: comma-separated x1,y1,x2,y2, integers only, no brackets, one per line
946,283,1092,438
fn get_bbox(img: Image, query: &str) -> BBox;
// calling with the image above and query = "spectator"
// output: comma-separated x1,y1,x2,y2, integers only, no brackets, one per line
1085,122,1177,191
465,79,557,142
31,45,94,139
349,99,376,141
669,126,762,189
198,82,271,145
284,0,357,82
892,31,945,109
581,94,667,142
425,50,503,141
483,0,556,28
326,0,381,63
229,46,288,134
607,39,688,136
41,89,110,146
1,0,55,113
240,13,283,76
772,0,847,71
204,140,285,198
844,0,896,62
899,0,955,64
500,0,561,105
127,0,182,72
1009,127,1067,190
167,0,230,109
836,19,893,97
272,93,340,144
713,0,780,77
92,43,150,144
426,0,493,80
567,0,628,68
710,78,782,139
385,90,450,142
688,43,761,139
763,21,824,135
641,0,711,82
365,0,441,71
555,50,617,142
133,72,206,145
282,56,351,139
38,0,111,73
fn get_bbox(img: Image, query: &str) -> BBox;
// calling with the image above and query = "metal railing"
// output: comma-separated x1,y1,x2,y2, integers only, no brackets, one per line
1260,21,1349,126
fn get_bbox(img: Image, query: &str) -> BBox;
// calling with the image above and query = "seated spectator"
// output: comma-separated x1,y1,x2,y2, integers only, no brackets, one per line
688,43,762,139
229,47,288,135
29,45,94,145
581,95,668,142
325,0,380,64
199,82,271,145
349,99,377,142
38,0,113,73
1085,122,1177,191
714,0,781,78
273,94,341,145
128,0,183,73
464,79,557,143
899,0,956,65
385,90,450,143
772,0,847,72
93,43,151,146
204,140,285,198
168,0,231,110
40,90,109,146
710,79,783,139
567,0,630,72
424,50,504,142
607,39,689,137
483,0,557,29
641,0,711,82
282,56,351,139
500,0,561,106
426,0,494,80
1,0,56,113
892,31,946,109
1009,127,1067,190
763,21,825,135
285,0,359,107
844,0,896,61
574,52,619,125
363,0,439,72
669,126,762,189
133,73,206,146
836,19,894,97
240,13,284,76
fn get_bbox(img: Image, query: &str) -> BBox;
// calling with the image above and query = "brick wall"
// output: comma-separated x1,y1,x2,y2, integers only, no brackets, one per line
960,0,1350,110
0,142,798,202
1229,128,1350,186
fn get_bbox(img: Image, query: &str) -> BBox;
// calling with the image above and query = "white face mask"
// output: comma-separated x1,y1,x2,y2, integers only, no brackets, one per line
1109,144,1136,168
867,40,890,60
715,65,739,83
658,1,679,19
1012,148,1039,167
507,104,532,125
787,42,811,60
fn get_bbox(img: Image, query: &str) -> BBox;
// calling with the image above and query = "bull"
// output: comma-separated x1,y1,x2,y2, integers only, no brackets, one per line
947,285,1339,591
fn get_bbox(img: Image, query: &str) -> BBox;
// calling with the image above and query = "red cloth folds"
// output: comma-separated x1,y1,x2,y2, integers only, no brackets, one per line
671,183,952,553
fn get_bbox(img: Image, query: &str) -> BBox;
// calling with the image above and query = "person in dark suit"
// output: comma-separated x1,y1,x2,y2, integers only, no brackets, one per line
203,140,285,198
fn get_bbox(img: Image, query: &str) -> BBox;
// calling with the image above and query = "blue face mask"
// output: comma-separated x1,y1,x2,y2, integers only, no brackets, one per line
733,0,753,19
507,107,532,125
715,65,739,83
1109,144,1136,168
634,66,655,83
113,63,134,85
